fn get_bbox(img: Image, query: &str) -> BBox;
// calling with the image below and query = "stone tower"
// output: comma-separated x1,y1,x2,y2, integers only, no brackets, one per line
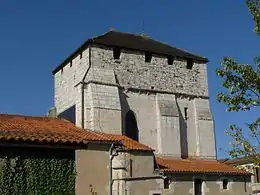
53,30,216,159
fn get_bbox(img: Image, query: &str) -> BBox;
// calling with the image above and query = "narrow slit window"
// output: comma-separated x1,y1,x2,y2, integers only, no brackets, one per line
255,167,260,183
129,159,133,177
244,178,247,192
167,56,174,65
223,179,228,190
113,47,121,59
194,179,202,195
186,59,194,69
145,52,152,63
184,107,188,120
80,53,83,59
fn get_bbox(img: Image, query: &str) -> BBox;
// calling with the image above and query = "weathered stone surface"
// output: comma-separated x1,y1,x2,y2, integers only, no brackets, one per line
91,46,209,97
54,48,90,114
54,44,216,159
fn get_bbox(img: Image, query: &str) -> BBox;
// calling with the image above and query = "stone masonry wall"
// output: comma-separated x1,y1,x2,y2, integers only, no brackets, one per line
156,93,181,157
54,48,89,114
121,91,158,152
193,98,216,159
88,45,215,157
54,44,216,158
162,174,252,195
91,45,209,97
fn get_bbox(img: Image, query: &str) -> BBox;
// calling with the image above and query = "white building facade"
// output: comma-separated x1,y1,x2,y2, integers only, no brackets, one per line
53,30,216,160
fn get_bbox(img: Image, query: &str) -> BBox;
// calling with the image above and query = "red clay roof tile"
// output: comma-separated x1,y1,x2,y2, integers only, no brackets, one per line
0,114,152,151
93,132,153,151
156,157,251,175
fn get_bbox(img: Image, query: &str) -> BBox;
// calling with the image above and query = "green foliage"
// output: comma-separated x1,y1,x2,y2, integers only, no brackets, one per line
216,1,260,165
216,57,260,164
247,0,260,35
0,149,75,195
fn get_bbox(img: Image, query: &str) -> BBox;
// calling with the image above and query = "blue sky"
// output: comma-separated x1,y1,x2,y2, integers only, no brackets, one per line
0,0,258,158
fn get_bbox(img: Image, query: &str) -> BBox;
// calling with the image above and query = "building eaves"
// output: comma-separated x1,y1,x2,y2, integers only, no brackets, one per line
156,157,251,176
0,114,153,152
52,30,209,74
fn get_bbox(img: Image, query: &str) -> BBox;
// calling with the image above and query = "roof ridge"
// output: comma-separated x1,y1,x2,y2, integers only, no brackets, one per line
0,113,54,120
103,30,207,59
0,113,80,123
53,30,209,74
156,157,251,175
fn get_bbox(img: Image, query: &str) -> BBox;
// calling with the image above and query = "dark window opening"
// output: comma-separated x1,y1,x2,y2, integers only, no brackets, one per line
184,107,188,120
167,56,174,65
244,178,247,192
70,61,72,67
194,179,202,195
255,167,260,183
151,86,154,90
80,53,83,59
164,178,170,189
129,159,133,177
223,179,228,190
187,59,194,69
113,47,121,59
125,110,139,141
145,52,152,63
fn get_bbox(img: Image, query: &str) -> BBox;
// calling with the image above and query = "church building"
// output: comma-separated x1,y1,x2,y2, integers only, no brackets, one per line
0,30,253,195
53,30,216,160
50,30,252,195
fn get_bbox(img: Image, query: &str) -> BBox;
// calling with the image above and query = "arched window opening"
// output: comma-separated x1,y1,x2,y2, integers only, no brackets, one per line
125,110,139,141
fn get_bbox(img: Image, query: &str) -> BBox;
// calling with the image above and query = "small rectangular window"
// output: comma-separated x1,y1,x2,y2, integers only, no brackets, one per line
187,59,193,69
223,179,228,189
167,56,174,65
184,107,188,120
80,53,83,59
113,47,121,59
145,52,152,63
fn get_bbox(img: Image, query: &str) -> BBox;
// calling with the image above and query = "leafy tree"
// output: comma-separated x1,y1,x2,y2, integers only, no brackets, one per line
216,0,260,165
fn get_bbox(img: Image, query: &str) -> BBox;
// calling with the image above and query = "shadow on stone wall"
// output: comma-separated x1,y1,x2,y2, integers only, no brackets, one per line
178,104,188,159
119,90,139,141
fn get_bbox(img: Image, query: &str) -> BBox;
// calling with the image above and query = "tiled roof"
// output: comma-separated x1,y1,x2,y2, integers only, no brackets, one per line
156,157,251,175
53,30,208,74
0,114,152,151
93,132,153,151
219,154,260,165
